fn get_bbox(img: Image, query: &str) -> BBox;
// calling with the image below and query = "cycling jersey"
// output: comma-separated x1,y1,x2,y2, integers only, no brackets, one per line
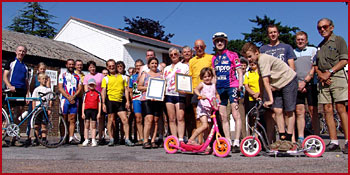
129,73,142,100
212,49,241,88
4,58,29,89
58,71,81,101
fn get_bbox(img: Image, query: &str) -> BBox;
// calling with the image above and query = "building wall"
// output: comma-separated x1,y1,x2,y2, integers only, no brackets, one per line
54,20,127,63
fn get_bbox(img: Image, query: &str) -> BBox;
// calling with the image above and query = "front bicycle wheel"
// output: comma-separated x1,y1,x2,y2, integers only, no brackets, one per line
2,108,10,140
33,109,67,148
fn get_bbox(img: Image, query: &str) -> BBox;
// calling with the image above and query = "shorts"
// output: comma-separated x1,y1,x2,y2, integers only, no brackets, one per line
133,100,142,114
141,100,163,117
191,93,199,105
271,76,298,112
84,109,98,121
196,104,212,122
217,87,239,106
318,71,348,104
296,83,318,106
106,100,126,114
9,88,27,107
165,95,186,104
60,98,79,115
33,109,48,125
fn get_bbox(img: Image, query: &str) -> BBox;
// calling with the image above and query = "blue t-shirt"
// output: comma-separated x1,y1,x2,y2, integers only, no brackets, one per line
294,46,318,84
4,58,28,89
259,43,296,65
129,73,142,100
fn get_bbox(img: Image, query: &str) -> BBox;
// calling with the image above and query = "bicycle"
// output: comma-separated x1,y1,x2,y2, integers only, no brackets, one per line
240,101,325,158
319,112,343,134
164,96,231,157
2,89,68,148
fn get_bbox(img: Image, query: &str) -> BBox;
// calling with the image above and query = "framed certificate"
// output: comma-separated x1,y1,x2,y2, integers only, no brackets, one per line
175,73,193,94
146,78,166,101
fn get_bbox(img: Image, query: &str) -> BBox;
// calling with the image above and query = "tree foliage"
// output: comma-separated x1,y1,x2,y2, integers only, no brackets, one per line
242,15,300,48
122,16,174,42
7,2,57,38
227,39,246,56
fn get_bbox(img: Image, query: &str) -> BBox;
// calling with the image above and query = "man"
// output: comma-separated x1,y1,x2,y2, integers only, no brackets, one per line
314,18,348,154
139,49,163,74
129,59,145,145
260,24,297,143
293,31,319,144
211,32,243,152
241,42,298,151
74,59,85,144
101,59,133,146
189,39,213,144
58,59,82,144
3,45,30,146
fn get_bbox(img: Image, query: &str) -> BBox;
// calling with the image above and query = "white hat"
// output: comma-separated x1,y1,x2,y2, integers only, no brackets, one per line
88,78,96,85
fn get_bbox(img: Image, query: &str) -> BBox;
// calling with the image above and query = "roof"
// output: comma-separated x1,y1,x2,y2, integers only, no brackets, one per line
64,17,182,50
2,30,106,67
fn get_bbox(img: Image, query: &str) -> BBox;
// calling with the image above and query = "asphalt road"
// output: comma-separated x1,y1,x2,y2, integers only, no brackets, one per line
1,136,348,173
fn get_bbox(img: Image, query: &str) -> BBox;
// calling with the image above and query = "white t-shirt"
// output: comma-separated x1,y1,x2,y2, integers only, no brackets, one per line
163,62,189,96
32,85,53,107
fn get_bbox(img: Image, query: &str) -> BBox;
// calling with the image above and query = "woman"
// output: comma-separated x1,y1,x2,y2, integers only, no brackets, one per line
83,61,105,144
163,48,189,142
138,57,163,149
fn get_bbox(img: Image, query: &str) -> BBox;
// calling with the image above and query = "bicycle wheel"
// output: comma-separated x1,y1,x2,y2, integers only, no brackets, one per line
240,136,261,157
2,108,10,140
33,109,67,148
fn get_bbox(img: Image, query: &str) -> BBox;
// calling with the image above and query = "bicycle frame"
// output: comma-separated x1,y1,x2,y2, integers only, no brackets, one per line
3,93,49,136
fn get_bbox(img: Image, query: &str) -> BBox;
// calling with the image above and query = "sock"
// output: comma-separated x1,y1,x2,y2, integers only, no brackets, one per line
297,137,304,142
345,140,348,144
92,139,96,142
330,140,339,145
179,138,184,142
233,139,240,146
286,134,293,141
69,136,74,141
279,133,286,140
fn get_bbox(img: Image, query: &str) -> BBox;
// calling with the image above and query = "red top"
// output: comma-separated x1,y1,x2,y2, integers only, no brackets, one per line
83,90,101,110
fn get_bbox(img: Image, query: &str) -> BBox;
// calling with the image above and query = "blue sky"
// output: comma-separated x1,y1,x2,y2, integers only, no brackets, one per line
2,2,348,49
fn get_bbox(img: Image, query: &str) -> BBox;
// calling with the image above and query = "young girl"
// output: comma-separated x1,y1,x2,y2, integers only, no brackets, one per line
187,68,220,152
243,61,261,127
82,79,101,147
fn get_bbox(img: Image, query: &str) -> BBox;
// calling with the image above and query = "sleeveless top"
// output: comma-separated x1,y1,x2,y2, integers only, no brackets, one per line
198,82,216,109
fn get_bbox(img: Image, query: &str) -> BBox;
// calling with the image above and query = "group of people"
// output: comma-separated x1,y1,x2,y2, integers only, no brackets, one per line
3,17,348,155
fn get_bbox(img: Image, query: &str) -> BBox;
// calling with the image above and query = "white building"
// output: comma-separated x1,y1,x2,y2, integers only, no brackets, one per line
54,17,182,69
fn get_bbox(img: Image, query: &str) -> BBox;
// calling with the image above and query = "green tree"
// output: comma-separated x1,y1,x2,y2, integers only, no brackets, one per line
242,15,300,48
122,16,174,42
226,39,246,57
7,2,57,38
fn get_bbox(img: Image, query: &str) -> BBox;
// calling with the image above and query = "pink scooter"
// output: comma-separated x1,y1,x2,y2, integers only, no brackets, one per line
163,97,231,157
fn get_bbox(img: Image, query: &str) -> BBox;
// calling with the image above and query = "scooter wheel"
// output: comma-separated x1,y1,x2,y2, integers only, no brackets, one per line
240,136,261,157
302,135,325,158
164,135,179,154
213,137,231,157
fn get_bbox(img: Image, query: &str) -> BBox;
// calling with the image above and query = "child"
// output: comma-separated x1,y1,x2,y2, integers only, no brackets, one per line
243,61,261,127
241,42,298,151
187,67,220,153
31,73,53,145
82,78,101,147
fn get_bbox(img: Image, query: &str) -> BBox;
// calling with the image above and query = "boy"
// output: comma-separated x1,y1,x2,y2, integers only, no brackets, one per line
31,73,53,145
82,78,101,147
241,42,298,151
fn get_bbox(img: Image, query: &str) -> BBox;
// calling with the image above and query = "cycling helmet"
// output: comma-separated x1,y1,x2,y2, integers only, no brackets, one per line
212,32,228,42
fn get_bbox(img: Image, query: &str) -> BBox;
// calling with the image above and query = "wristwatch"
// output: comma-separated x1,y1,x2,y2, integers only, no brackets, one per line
328,68,334,74
303,79,308,83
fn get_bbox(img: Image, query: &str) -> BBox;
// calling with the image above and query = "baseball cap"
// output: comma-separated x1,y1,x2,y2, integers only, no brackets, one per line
88,78,96,85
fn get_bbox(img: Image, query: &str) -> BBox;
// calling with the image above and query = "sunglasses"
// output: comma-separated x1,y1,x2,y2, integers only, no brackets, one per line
194,45,205,50
317,25,330,31
170,53,178,57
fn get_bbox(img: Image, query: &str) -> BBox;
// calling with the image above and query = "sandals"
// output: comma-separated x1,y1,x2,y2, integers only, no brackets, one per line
142,142,152,149
187,139,200,146
151,142,159,149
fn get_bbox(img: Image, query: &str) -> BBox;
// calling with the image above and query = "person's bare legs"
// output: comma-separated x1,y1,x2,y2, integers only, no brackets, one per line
231,103,241,146
192,105,203,144
219,105,231,143
143,115,153,144
135,113,144,141
175,103,185,141
335,102,348,140
296,104,305,141
166,103,177,137
107,113,115,140
117,111,130,140
308,105,320,135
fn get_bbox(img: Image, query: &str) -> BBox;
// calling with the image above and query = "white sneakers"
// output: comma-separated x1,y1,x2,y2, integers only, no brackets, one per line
82,139,98,147
82,139,89,147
